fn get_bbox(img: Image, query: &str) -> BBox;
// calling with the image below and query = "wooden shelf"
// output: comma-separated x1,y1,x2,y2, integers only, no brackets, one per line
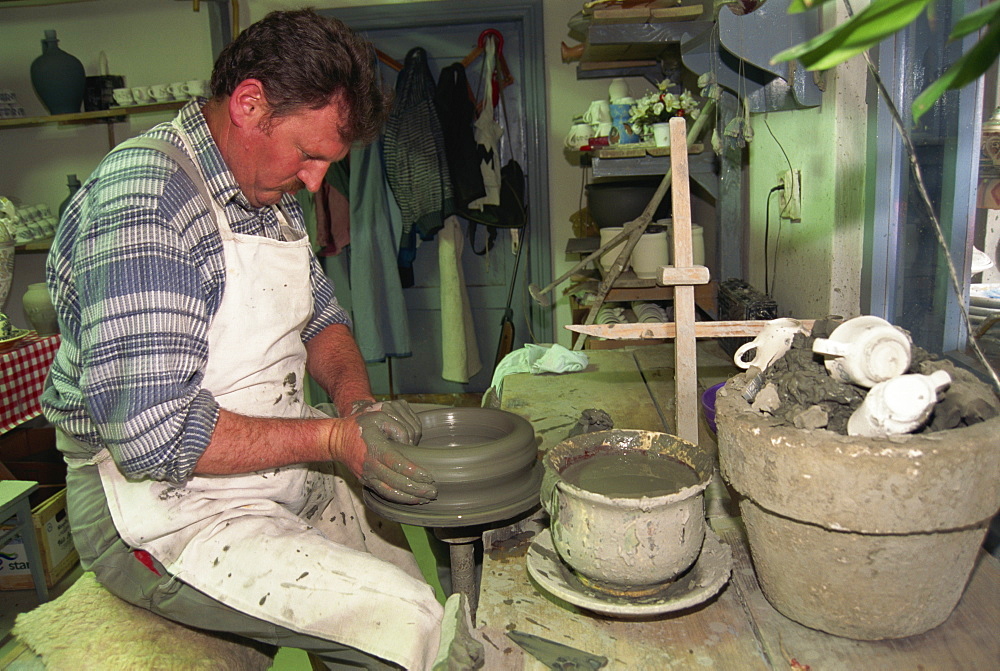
0,101,184,130
572,143,704,159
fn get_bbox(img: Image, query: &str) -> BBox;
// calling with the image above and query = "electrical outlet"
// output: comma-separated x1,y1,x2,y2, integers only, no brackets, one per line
778,169,801,220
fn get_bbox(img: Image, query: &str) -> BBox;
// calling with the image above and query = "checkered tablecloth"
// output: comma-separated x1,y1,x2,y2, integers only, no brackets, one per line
0,333,60,433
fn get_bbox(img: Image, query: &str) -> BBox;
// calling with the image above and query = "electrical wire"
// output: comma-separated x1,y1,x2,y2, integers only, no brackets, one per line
762,114,794,178
765,185,784,297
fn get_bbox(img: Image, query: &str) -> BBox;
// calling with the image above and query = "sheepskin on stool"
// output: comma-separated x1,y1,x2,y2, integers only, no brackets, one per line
13,572,273,671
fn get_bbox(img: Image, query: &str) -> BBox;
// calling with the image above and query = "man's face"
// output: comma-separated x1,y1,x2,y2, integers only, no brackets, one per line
231,100,351,208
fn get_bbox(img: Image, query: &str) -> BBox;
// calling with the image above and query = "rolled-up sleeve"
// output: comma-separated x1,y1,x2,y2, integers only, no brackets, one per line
44,147,222,483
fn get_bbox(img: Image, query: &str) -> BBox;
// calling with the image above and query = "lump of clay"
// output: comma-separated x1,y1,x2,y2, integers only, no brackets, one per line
793,405,829,430
567,408,614,438
918,359,1000,431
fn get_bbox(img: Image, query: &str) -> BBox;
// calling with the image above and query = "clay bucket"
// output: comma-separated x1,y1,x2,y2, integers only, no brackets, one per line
541,429,714,594
716,374,1000,639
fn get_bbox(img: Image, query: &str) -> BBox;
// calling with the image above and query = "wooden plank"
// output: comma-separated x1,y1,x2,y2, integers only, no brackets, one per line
590,5,704,24
669,117,698,445
660,265,710,286
649,6,705,21
590,143,703,158
478,511,770,671
577,58,658,70
717,518,1000,670
499,349,667,452
0,101,183,129
568,319,817,340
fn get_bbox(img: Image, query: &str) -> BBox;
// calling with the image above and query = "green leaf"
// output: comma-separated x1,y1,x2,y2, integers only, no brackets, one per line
773,0,933,69
949,0,1000,40
912,20,1000,121
787,0,837,15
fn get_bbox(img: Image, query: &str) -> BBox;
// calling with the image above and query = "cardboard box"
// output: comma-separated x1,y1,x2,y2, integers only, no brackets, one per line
0,488,79,590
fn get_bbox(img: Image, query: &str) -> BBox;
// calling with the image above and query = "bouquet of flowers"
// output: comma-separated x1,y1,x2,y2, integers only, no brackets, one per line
628,80,702,138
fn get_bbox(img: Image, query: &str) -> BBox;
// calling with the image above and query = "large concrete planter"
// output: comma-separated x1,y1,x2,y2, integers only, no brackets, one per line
716,374,1000,639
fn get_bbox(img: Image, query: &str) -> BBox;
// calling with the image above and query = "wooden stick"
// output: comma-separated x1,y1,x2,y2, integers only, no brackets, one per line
669,116,699,445
566,319,817,340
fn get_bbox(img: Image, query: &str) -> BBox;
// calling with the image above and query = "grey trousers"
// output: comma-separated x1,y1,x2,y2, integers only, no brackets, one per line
65,459,401,670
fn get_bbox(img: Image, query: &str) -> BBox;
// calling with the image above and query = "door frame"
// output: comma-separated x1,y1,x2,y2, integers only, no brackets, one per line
320,0,553,344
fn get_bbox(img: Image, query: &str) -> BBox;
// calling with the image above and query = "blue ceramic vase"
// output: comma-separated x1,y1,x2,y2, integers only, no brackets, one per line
609,103,640,145
30,30,86,115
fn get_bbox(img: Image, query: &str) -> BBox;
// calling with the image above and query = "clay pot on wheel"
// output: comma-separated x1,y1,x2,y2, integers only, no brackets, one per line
716,375,1000,639
363,407,541,528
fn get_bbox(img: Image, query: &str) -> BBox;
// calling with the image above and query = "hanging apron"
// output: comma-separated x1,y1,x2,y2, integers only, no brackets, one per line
84,120,443,670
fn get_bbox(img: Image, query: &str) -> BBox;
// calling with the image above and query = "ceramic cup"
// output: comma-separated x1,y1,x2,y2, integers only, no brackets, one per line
631,227,669,280
112,87,134,106
131,86,153,104
847,370,951,437
564,121,594,150
734,317,809,371
149,84,174,102
598,226,629,273
583,99,611,125
594,121,613,137
185,78,209,98
812,315,912,388
168,82,189,100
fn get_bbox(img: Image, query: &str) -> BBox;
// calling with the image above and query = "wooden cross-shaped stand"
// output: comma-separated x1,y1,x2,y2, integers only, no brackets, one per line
569,117,813,445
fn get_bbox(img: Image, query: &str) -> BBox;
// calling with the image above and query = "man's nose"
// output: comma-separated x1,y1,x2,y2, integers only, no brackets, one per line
298,162,330,192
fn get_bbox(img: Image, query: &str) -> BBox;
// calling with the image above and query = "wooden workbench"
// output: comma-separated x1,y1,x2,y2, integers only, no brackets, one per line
479,344,1000,669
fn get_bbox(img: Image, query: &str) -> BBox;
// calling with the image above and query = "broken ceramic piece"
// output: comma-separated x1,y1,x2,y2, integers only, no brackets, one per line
734,317,809,371
847,370,952,437
812,315,912,388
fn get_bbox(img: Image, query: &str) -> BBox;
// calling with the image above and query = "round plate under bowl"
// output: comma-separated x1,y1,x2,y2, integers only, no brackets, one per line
364,407,542,528
526,527,732,617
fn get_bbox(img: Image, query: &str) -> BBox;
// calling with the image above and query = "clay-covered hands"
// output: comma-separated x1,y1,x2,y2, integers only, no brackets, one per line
338,400,435,505
351,399,423,445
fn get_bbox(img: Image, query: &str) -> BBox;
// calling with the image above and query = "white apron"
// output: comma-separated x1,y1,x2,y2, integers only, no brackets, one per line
92,122,443,670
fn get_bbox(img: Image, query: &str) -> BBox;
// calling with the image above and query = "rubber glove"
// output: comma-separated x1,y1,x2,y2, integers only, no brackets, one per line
432,593,485,671
354,410,437,504
350,399,423,445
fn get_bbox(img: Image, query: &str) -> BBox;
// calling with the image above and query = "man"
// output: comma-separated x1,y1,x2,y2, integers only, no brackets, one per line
42,10,482,670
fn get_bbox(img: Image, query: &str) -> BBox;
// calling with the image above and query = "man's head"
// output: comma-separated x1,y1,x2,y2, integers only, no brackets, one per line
205,9,390,207
210,9,388,144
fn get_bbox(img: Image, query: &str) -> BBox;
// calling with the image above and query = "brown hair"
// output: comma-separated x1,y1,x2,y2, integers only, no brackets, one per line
210,9,390,144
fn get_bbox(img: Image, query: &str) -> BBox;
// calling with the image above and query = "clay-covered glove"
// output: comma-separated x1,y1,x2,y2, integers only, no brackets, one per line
432,593,485,671
354,410,437,505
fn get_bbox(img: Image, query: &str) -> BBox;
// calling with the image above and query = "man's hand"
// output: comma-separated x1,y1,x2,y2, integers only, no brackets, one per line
331,410,437,504
351,399,423,445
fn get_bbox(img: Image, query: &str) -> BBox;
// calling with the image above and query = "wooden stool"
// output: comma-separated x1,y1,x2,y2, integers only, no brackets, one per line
11,572,273,670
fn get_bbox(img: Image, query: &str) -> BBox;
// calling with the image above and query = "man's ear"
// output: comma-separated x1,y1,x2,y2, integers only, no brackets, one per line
229,79,268,129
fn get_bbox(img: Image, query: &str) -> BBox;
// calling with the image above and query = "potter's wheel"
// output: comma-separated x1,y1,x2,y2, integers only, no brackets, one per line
363,407,542,528
364,461,543,527
526,527,732,617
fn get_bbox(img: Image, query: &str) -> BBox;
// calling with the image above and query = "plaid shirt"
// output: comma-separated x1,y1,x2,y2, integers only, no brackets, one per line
42,100,349,484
